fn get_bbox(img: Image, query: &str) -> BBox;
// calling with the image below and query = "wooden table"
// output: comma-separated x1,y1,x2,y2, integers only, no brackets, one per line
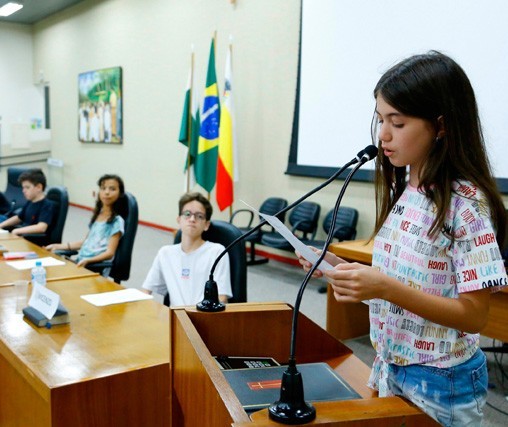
326,240,372,340
0,238,98,286
330,239,373,265
0,231,21,240
0,276,170,426
326,239,508,343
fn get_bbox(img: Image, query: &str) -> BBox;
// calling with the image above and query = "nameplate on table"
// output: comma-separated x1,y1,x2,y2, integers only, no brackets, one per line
28,283,60,319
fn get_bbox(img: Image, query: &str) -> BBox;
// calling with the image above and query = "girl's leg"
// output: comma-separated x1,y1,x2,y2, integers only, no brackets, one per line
387,349,487,427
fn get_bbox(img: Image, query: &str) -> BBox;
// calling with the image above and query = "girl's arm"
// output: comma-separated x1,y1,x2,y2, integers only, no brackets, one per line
46,240,85,252
325,263,490,333
76,231,121,267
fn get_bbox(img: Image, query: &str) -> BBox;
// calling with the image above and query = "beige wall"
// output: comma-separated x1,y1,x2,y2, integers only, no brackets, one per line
29,0,378,240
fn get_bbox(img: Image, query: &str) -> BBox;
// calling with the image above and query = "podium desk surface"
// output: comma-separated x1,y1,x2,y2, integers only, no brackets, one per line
329,239,373,265
246,397,439,426
0,276,170,427
0,237,99,286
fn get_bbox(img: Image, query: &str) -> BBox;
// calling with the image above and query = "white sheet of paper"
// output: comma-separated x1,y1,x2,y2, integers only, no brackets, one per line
6,256,66,271
258,212,334,272
234,199,333,274
81,288,153,307
28,283,60,319
240,200,334,272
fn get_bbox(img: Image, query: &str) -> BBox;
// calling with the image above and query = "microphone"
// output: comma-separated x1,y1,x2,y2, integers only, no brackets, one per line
196,144,378,312
267,146,378,424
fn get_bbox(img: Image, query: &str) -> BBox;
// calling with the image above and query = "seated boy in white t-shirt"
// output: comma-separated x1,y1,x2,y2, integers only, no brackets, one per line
142,192,232,306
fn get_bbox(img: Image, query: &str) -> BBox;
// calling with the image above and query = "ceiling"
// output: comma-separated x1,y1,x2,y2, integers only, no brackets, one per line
0,0,85,25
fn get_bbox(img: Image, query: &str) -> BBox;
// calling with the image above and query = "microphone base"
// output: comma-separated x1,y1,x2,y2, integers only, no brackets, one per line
196,299,226,312
196,279,226,312
268,402,316,425
268,364,316,425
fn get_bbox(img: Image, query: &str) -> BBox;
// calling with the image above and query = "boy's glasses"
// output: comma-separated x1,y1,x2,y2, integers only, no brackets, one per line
180,210,207,221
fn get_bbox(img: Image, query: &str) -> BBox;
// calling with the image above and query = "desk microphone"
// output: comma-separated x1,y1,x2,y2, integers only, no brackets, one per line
196,144,378,312
268,146,378,424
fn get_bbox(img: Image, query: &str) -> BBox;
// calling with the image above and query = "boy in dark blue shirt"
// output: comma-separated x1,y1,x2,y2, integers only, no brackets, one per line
0,169,55,236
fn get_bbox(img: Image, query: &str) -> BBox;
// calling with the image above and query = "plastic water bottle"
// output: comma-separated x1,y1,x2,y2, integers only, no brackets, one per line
31,261,47,287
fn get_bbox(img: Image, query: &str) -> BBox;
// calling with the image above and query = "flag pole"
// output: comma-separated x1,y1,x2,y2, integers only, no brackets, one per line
186,50,195,192
229,34,233,218
229,38,233,217
213,30,218,205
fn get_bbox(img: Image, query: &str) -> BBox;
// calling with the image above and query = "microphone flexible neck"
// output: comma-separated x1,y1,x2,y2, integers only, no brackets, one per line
208,158,358,279
289,159,367,360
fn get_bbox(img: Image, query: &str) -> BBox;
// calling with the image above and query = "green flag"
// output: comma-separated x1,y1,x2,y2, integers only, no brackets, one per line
178,70,199,173
195,39,220,192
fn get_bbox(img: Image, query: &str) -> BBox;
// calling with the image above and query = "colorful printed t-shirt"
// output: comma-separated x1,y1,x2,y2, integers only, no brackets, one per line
369,181,507,394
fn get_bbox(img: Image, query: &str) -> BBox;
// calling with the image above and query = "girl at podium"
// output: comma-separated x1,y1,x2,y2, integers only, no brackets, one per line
298,51,507,426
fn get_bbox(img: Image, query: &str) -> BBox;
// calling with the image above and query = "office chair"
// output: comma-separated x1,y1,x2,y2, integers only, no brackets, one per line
85,192,138,283
22,186,69,247
229,197,288,265
57,192,138,284
164,220,247,306
302,207,358,293
301,207,359,248
0,192,9,215
260,201,321,251
0,166,30,217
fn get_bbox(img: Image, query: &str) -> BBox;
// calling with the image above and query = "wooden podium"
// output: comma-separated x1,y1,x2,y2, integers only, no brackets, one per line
170,302,438,426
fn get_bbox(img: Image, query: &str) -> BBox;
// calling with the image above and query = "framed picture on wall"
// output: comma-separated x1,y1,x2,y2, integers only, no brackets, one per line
78,66,123,144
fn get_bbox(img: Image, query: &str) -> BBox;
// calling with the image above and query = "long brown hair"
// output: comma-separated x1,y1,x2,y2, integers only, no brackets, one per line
90,174,125,225
372,51,505,245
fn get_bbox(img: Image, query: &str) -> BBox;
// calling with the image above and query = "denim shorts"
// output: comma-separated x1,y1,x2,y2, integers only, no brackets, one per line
387,349,488,426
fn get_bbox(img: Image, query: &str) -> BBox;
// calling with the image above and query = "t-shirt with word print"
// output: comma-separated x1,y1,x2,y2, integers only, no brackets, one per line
370,181,507,375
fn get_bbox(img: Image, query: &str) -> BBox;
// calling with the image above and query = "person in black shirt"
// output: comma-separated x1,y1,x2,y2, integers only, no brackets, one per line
0,169,54,236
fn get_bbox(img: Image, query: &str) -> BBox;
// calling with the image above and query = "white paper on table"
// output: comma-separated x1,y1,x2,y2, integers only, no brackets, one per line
81,288,153,307
28,283,60,319
240,200,334,272
6,256,66,270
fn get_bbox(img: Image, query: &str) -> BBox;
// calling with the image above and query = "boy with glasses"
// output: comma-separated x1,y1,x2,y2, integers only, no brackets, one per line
141,192,232,306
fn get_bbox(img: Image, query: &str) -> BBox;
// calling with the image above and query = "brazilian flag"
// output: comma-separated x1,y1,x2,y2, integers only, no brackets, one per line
195,39,220,192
